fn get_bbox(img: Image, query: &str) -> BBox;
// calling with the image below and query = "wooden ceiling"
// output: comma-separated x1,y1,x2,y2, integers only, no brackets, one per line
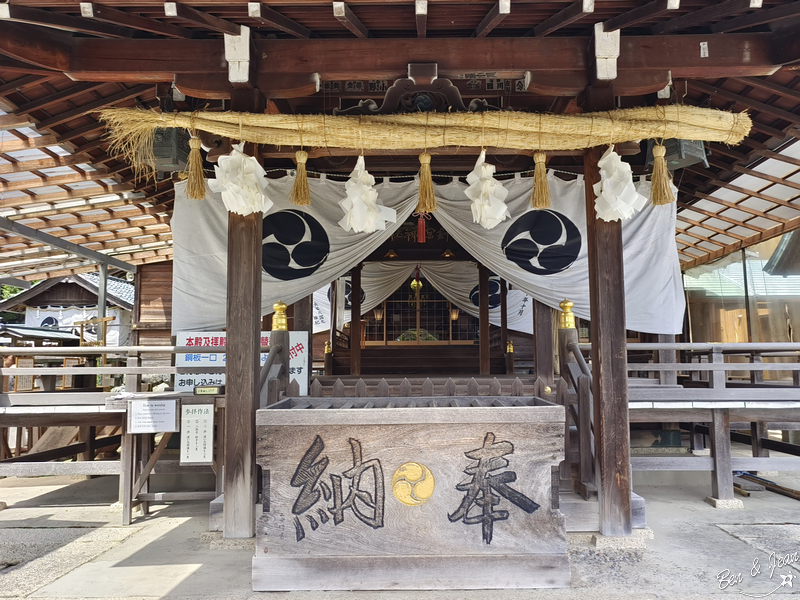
1,0,799,279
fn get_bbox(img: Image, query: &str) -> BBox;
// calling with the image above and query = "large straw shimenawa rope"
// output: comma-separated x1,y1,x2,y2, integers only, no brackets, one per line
101,106,751,183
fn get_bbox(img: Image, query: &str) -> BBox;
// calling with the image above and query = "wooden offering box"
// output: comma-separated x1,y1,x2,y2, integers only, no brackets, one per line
253,397,569,590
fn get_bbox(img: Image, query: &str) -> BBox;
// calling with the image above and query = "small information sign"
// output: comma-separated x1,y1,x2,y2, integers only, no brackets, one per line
14,357,35,392
180,402,214,465
61,357,81,389
127,398,179,433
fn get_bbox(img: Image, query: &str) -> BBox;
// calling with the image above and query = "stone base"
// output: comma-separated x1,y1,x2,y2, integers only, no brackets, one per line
253,554,571,590
209,494,223,532
691,448,711,456
705,496,744,509
201,531,255,550
108,501,144,516
591,532,648,550
0,501,6,511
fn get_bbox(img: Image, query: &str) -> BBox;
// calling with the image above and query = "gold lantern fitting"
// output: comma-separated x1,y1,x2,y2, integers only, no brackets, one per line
272,301,288,331
410,279,423,293
506,340,514,353
324,340,332,354
559,298,575,330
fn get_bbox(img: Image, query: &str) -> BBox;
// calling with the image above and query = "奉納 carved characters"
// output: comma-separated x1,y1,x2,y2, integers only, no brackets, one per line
289,435,385,541
448,432,540,544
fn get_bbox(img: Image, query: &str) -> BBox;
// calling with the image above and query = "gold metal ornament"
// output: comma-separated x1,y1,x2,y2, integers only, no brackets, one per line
272,301,288,331
324,340,332,354
559,298,575,330
506,340,514,353
392,462,435,506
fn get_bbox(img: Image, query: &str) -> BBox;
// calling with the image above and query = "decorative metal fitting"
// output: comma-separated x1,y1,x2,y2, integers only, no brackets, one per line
559,298,575,330
272,301,288,331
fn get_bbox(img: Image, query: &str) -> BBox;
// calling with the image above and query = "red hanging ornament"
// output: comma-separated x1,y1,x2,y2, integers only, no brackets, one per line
413,211,431,243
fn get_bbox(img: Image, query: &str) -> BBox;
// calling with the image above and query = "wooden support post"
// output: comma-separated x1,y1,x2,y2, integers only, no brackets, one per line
533,299,554,385
224,208,262,538
750,422,769,459
583,88,632,535
78,425,95,463
293,294,314,390
221,90,265,539
657,334,677,386
577,374,595,500
556,377,572,483
557,323,579,388
119,420,134,526
709,409,735,501
350,264,362,376
479,264,490,375
750,352,764,384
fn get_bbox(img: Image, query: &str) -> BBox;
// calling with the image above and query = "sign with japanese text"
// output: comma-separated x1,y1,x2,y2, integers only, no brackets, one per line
180,402,214,465
175,331,308,394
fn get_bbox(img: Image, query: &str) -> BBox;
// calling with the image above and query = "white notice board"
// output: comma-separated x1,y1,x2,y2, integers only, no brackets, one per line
127,399,179,433
180,403,214,465
175,331,309,394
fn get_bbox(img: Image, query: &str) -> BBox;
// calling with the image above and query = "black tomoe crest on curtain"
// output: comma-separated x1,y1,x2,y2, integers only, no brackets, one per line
326,280,365,310
501,210,581,276
469,275,502,309
262,210,330,281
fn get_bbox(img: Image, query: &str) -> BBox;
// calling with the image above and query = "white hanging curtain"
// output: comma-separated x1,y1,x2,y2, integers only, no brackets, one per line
172,172,683,335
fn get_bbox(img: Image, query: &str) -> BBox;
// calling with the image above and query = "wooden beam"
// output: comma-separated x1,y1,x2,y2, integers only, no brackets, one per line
0,74,53,98
682,191,788,224
583,87,631,537
36,84,152,130
684,171,800,212
0,22,72,72
65,34,782,82
602,0,679,32
415,0,427,39
14,83,107,115
81,3,193,39
529,0,593,37
164,3,240,35
473,0,510,38
0,114,36,130
687,80,800,125
247,2,311,38
0,184,135,209
730,76,800,103
0,134,58,153
678,214,748,241
0,154,93,176
332,2,369,38
0,4,132,38
678,201,767,234
479,263,490,375
0,169,110,193
652,0,761,34
711,1,800,33
676,223,738,248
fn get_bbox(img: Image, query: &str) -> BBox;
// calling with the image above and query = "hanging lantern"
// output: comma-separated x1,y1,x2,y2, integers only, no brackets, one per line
373,307,384,322
450,307,461,321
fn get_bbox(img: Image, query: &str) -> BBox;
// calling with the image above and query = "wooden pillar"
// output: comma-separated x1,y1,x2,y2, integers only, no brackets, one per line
657,334,677,386
478,264,490,375
583,88,632,536
709,409,734,501
293,295,314,390
223,209,262,538
533,300,554,385
222,90,265,538
350,265,362,376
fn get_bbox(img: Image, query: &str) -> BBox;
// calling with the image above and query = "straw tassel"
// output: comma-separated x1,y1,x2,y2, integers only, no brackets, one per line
650,143,675,206
290,150,310,206
531,151,550,209
186,136,206,200
416,152,437,214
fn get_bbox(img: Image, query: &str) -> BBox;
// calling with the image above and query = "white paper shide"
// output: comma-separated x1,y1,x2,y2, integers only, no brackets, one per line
208,142,273,216
339,155,396,233
464,150,511,230
593,145,647,222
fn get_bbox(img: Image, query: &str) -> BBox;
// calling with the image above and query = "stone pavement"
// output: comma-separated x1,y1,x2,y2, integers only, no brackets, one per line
1,471,799,600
